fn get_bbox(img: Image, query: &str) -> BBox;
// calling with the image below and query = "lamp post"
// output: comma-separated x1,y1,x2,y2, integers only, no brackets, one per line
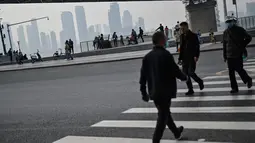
6,16,49,52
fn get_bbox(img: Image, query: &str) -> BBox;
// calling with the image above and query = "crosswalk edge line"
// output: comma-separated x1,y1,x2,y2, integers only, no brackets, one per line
53,136,230,143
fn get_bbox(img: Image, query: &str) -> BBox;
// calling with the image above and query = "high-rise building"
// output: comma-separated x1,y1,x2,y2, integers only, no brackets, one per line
50,31,58,50
26,25,34,51
103,24,110,34
88,25,96,40
75,6,89,42
95,24,102,35
122,10,133,35
31,19,41,50
17,25,28,52
2,22,16,51
246,2,255,16
60,30,65,50
138,17,145,31
46,34,51,49
40,32,47,49
61,11,77,50
108,3,122,34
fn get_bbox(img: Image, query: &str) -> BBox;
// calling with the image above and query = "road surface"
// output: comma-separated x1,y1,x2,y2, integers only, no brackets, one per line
1,49,255,143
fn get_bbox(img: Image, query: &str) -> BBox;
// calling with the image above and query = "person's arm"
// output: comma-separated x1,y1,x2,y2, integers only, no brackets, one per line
169,53,187,81
194,33,200,61
178,34,183,61
241,27,252,48
223,31,227,61
139,57,149,101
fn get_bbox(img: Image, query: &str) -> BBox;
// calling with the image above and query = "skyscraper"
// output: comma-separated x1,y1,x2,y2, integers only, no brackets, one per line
60,30,65,50
50,31,58,50
26,25,33,51
122,10,133,35
95,24,102,35
75,6,89,42
88,25,96,40
46,34,51,49
61,11,77,50
108,3,122,34
31,19,41,50
103,24,110,34
40,32,47,49
138,17,145,31
2,22,16,51
17,25,28,52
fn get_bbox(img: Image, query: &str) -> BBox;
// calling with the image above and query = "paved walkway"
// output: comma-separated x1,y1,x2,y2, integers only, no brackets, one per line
0,42,255,72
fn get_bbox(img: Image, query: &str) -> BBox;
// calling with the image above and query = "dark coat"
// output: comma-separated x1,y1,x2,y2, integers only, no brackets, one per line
139,46,186,101
223,25,252,59
178,30,200,63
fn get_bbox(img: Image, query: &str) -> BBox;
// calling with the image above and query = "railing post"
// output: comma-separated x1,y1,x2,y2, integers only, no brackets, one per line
80,42,82,52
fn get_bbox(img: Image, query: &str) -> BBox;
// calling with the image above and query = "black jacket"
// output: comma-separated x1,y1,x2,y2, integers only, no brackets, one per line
223,25,252,59
178,30,200,62
139,46,186,101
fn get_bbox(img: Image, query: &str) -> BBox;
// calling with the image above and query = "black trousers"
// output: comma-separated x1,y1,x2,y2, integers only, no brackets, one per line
176,42,179,51
227,57,251,90
182,60,203,90
153,99,178,143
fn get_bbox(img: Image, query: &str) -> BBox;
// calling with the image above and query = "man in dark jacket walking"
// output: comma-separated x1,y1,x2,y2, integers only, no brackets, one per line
139,31,187,143
178,22,204,95
223,17,252,93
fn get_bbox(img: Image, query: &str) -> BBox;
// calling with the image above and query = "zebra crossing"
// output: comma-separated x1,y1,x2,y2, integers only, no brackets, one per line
53,59,255,143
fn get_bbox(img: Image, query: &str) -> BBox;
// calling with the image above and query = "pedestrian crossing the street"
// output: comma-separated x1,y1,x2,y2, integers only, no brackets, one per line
53,59,255,143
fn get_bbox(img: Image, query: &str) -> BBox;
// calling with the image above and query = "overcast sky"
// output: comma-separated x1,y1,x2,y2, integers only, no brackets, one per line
0,0,254,44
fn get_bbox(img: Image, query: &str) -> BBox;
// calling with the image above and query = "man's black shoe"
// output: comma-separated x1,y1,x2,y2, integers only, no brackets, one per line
185,90,194,95
247,79,253,89
230,89,239,94
174,126,184,140
199,81,204,90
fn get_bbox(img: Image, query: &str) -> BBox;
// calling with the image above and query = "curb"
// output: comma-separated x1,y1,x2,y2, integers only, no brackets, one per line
1,44,255,72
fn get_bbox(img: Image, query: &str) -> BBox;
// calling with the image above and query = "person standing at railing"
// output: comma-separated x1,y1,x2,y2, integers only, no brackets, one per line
112,32,118,47
132,29,138,44
138,27,144,42
120,35,125,46
68,39,74,54
65,40,73,60
156,24,164,33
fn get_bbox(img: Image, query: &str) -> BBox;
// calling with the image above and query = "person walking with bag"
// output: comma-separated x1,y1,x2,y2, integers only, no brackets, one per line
139,31,187,143
223,16,252,93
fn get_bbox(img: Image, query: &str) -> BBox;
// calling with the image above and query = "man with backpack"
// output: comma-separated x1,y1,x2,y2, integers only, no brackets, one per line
223,16,252,93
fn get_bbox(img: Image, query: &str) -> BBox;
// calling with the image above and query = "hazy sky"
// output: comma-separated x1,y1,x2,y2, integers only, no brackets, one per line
0,0,255,44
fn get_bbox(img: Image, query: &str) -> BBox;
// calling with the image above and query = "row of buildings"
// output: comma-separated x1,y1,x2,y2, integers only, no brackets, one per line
9,3,145,55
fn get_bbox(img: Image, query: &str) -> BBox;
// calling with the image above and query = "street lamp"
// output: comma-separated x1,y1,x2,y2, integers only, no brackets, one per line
6,16,49,52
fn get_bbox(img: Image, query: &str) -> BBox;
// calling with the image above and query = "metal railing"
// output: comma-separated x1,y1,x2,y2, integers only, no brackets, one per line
238,16,255,30
79,32,155,53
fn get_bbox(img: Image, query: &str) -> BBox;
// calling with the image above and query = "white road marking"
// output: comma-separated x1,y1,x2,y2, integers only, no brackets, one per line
91,120,255,130
177,86,255,93
122,106,255,113
193,80,254,85
53,136,230,143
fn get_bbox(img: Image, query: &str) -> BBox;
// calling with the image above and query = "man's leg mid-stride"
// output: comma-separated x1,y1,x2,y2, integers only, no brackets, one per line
153,100,183,143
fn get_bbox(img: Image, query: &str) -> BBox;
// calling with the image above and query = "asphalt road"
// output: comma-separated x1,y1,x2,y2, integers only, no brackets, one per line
1,48,255,143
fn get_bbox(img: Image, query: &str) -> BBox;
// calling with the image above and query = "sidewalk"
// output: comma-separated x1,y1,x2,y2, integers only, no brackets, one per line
0,42,255,72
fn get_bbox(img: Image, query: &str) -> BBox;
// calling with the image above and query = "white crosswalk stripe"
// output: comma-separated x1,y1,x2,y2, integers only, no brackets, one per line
53,58,255,143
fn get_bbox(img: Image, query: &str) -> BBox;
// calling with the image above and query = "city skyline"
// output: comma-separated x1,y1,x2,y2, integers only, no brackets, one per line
0,0,254,55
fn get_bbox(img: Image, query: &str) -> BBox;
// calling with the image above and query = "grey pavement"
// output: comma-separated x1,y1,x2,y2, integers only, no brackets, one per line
2,41,254,72
1,49,255,143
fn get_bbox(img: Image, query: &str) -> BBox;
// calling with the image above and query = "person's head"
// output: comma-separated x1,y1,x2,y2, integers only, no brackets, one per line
160,23,162,26
180,22,189,34
225,16,237,28
132,29,135,32
165,26,168,28
139,27,141,29
65,40,68,44
152,31,166,47
177,21,179,24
